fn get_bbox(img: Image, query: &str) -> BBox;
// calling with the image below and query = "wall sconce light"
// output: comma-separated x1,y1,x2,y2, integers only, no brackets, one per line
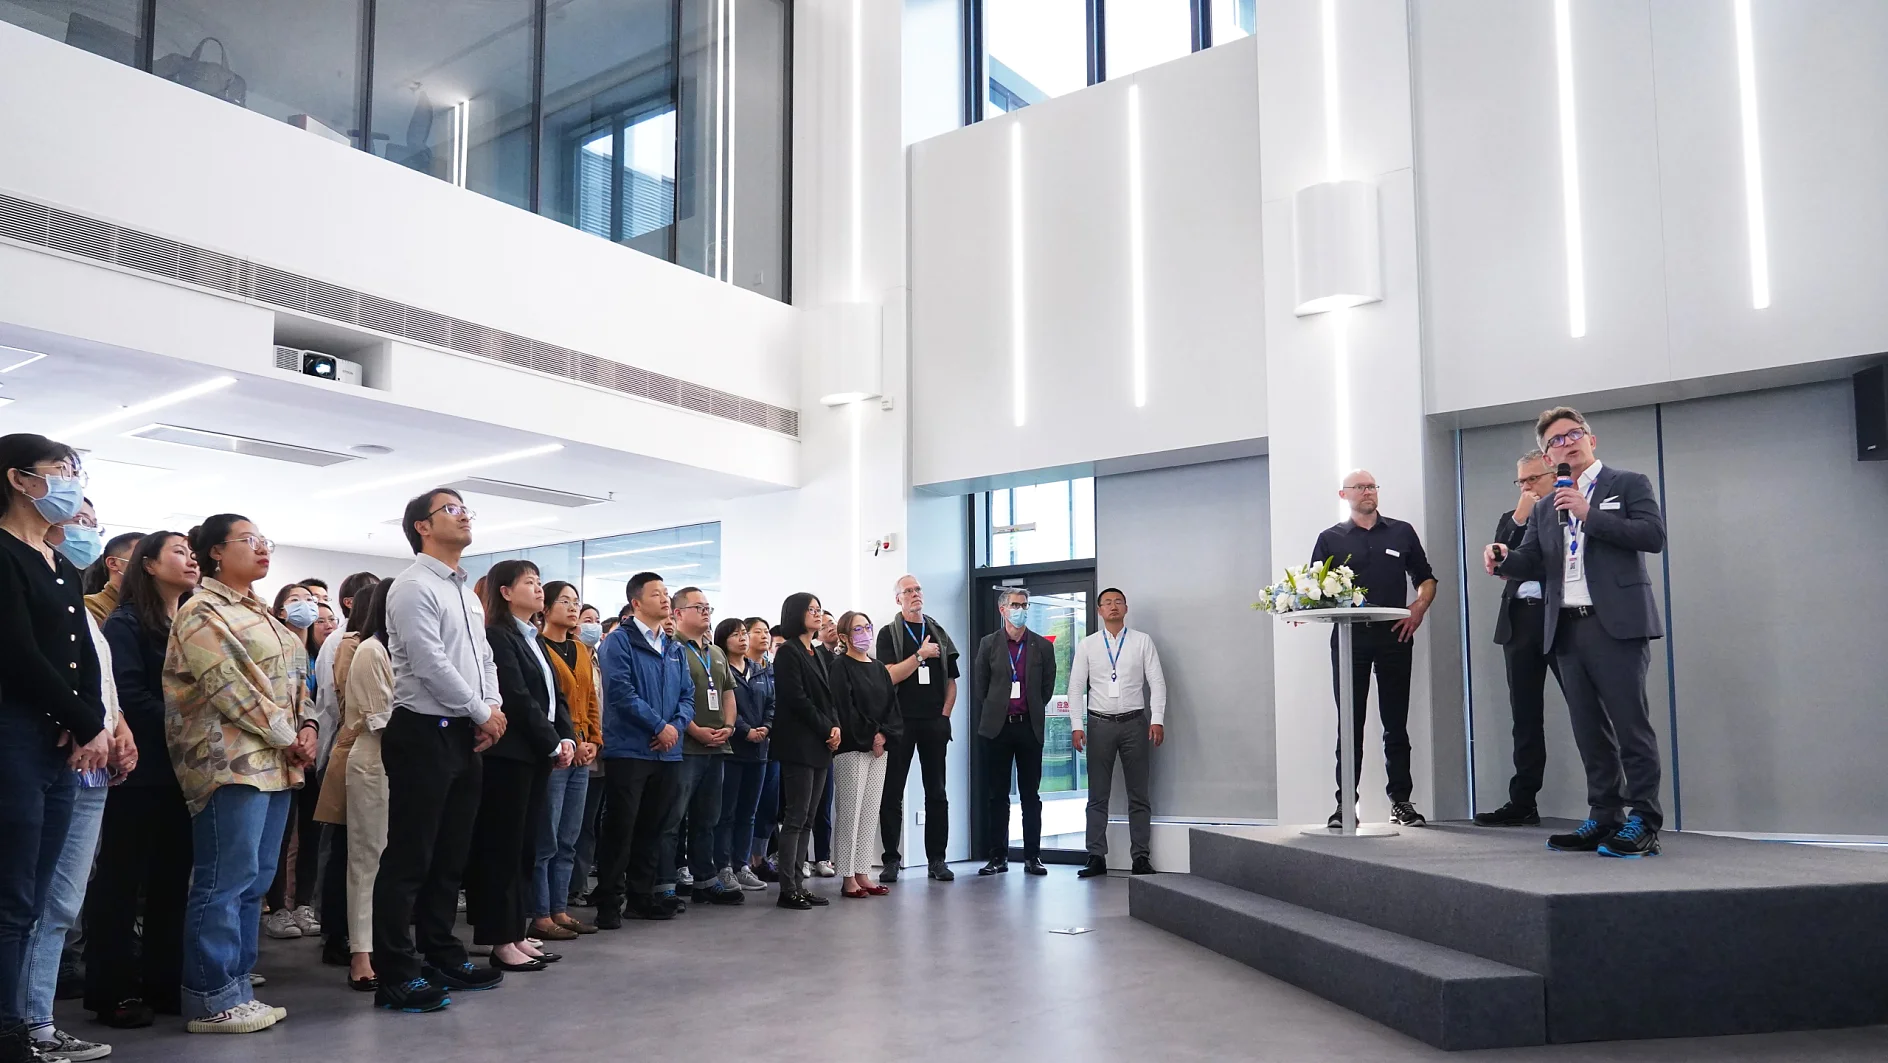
1291,180,1382,317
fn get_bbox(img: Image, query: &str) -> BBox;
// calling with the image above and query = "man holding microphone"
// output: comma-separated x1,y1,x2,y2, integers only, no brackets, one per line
1484,407,1667,858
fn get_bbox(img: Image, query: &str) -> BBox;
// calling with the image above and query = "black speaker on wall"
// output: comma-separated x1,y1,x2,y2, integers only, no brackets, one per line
1858,365,1888,461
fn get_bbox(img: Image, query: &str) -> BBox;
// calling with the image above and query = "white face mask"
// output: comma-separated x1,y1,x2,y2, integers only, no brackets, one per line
283,598,320,629
577,621,602,647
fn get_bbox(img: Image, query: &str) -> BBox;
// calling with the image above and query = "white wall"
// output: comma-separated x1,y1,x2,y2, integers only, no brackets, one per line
907,39,1267,490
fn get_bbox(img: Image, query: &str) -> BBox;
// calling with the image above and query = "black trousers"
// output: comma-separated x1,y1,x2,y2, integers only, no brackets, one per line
981,718,1043,861
589,758,679,913
320,824,348,949
776,763,829,892
267,767,322,910
1554,613,1663,829
464,756,549,947
81,785,192,1015
1500,599,1563,809
880,715,951,867
373,709,481,985
1330,622,1414,804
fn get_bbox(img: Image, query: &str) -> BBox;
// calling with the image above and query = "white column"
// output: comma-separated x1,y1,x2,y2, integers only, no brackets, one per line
1260,0,1433,825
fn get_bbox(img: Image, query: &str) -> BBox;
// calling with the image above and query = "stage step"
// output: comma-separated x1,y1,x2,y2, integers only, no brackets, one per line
1130,874,1545,1050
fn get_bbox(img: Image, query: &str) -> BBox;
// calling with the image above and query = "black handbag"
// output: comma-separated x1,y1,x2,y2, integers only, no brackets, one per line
154,38,247,107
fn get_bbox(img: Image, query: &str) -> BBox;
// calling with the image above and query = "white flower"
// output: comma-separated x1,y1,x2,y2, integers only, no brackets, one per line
1274,593,1293,612
1304,581,1322,601
1337,565,1354,580
1351,591,1365,606
1321,574,1343,597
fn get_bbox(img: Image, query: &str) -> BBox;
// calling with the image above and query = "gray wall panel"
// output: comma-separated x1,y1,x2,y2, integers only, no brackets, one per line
1660,381,1888,834
1458,407,1674,821
1096,457,1275,819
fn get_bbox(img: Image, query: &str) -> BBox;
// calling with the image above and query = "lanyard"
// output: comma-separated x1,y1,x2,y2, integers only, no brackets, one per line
686,642,715,685
1566,478,1599,563
1007,639,1026,682
903,618,926,655
1102,629,1125,680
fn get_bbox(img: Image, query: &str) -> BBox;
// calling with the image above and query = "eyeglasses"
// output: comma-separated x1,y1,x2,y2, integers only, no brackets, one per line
1544,427,1590,450
18,465,89,488
677,603,713,616
66,515,99,530
1345,483,1381,492
1514,471,1554,486
428,502,476,520
552,595,581,607
222,535,275,553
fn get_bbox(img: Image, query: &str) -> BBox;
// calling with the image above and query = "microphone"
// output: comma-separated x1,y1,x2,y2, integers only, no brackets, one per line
1556,463,1574,526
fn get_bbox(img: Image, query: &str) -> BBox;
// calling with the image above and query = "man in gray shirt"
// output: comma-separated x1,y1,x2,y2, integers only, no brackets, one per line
371,488,507,1014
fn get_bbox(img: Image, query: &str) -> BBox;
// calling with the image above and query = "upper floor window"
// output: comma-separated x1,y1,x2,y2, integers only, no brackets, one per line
984,477,1095,567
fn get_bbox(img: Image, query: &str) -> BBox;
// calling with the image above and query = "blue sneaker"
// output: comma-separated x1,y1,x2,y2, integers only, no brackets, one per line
423,962,504,991
1547,819,1613,852
374,977,450,1013
1598,816,1660,858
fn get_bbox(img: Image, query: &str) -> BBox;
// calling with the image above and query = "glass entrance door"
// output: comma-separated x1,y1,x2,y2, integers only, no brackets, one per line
970,568,1097,862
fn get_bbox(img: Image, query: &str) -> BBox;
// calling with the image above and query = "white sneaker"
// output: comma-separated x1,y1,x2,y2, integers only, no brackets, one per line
733,865,765,890
675,866,694,888
32,1029,112,1061
246,999,287,1023
288,904,321,935
814,860,837,878
261,910,301,939
186,1003,275,1034
801,862,813,880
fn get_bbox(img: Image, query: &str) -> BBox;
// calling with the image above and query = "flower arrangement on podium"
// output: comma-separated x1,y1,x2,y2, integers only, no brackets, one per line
1253,557,1366,614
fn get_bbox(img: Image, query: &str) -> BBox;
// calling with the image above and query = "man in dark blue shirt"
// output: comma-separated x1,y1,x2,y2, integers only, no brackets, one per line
1310,470,1438,829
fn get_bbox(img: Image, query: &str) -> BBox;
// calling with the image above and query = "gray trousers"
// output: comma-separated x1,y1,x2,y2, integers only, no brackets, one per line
1083,711,1151,859
1554,614,1663,830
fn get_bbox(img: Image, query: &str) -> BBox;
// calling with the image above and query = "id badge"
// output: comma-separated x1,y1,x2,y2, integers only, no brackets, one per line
1567,540,1584,583
1010,680,1022,699
917,665,931,685
705,682,718,702
1106,676,1119,697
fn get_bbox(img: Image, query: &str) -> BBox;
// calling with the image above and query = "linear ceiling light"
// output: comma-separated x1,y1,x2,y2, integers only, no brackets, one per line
0,346,48,373
850,0,864,301
127,423,355,467
590,562,701,580
1009,121,1027,428
1553,0,1588,338
1732,0,1770,310
317,442,563,499
56,376,236,439
451,100,471,188
1127,84,1149,408
582,538,716,561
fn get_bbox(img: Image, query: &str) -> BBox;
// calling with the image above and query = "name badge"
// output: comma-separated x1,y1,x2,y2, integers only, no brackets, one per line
705,681,717,700
1106,675,1119,697
1600,501,1621,510
917,665,931,685
1010,680,1022,699
1385,548,1401,557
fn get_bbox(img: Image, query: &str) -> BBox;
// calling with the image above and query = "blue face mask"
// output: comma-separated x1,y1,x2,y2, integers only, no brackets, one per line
21,471,84,525
54,525,103,569
578,621,602,647
1006,606,1028,629
283,598,320,629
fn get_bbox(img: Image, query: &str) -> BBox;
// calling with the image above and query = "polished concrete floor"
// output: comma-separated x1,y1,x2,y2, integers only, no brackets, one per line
68,866,1888,1062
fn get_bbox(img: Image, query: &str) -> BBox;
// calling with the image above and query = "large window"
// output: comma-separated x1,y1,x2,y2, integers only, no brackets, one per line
16,0,792,302
463,520,720,615
1210,0,1254,44
984,477,1095,567
1104,0,1191,79
982,0,1085,115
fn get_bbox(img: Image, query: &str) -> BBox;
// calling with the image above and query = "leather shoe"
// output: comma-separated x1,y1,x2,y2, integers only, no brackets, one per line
777,890,814,910
553,914,598,935
978,859,1009,876
1023,858,1048,876
530,920,578,941
928,863,955,881
593,906,623,930
879,864,899,883
1077,857,1108,879
491,956,548,973
1131,857,1157,875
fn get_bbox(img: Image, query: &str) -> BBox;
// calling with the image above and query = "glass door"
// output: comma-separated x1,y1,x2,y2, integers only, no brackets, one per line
970,567,1097,862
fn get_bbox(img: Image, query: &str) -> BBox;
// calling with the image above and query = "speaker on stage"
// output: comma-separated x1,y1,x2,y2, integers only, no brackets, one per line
1856,364,1888,461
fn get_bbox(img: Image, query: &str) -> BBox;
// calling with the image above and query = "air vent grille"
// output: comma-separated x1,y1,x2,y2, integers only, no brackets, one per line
0,190,799,438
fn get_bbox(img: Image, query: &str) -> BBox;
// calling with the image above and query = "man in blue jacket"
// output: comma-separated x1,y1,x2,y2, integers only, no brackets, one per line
589,571,695,928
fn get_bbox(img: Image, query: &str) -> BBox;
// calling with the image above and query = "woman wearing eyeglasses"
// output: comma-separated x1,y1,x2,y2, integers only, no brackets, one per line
166,515,318,1034
0,435,110,1063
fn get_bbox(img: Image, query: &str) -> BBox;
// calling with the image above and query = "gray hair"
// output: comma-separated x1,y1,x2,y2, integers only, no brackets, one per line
997,586,1029,607
1518,448,1546,466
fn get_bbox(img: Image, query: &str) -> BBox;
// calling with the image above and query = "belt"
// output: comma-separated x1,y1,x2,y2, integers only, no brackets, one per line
1087,708,1145,722
1560,605,1594,618
1006,712,1027,722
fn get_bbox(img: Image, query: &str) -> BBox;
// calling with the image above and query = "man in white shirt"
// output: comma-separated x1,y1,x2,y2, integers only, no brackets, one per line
1069,588,1167,877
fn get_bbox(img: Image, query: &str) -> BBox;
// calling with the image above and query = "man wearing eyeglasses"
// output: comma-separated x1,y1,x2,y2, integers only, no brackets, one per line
1474,450,1565,828
1485,407,1666,859
656,587,743,907
1311,469,1437,830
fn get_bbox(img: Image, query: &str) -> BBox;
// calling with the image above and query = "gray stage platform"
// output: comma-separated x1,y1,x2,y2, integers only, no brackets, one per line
1129,822,1888,1050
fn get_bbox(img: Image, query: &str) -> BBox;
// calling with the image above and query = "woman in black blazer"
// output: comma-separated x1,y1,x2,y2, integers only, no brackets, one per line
769,592,840,910
468,561,573,972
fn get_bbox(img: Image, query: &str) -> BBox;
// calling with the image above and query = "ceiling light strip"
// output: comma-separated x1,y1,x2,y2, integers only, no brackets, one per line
0,346,48,373
56,376,236,439
316,443,563,499
1553,0,1588,339
1009,121,1027,428
1126,84,1148,409
1732,0,1770,310
582,538,717,561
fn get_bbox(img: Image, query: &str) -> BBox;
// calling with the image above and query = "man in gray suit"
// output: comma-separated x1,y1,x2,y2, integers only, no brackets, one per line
1485,406,1667,858
971,587,1058,877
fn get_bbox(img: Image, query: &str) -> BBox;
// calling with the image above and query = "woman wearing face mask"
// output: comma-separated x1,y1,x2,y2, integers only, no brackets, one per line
0,435,111,1063
342,578,398,992
166,515,317,1034
263,583,325,943
829,611,902,899
19,500,135,1062
88,530,199,1029
470,561,574,972
530,581,600,941
565,605,608,907
716,617,773,891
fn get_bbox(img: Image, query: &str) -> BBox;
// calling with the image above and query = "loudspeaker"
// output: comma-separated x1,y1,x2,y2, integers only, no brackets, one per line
1858,365,1888,461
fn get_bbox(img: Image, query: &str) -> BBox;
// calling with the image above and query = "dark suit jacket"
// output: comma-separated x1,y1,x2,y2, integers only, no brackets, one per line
486,621,575,762
1491,511,1537,646
1496,464,1666,647
769,639,840,768
971,628,1058,744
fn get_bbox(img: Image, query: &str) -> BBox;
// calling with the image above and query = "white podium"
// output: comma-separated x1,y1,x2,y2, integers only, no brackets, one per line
1274,606,1410,838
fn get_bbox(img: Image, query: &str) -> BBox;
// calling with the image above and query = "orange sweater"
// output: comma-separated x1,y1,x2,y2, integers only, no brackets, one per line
545,635,602,748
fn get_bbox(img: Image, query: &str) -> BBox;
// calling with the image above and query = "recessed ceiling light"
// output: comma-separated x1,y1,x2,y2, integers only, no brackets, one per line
0,397,12,409
315,443,564,499
445,476,607,508
0,346,47,373
582,539,716,561
57,376,237,439
127,423,357,467
350,444,394,456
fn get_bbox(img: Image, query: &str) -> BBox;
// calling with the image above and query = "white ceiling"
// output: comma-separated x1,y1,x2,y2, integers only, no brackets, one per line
0,324,782,558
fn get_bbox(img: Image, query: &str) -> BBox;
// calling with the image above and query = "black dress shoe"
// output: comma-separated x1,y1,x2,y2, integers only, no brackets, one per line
802,889,830,907
490,956,548,973
1023,858,1048,876
625,898,676,922
593,906,623,930
1077,857,1108,878
1473,802,1542,827
977,859,1009,876
1547,819,1616,852
928,863,955,881
348,975,380,992
1131,857,1157,875
777,890,814,910
879,864,899,883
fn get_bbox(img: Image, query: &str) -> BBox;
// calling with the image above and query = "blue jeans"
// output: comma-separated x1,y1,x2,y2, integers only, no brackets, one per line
0,714,78,1033
532,764,590,918
23,783,106,1027
181,785,292,1018
658,755,724,883
715,759,768,869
